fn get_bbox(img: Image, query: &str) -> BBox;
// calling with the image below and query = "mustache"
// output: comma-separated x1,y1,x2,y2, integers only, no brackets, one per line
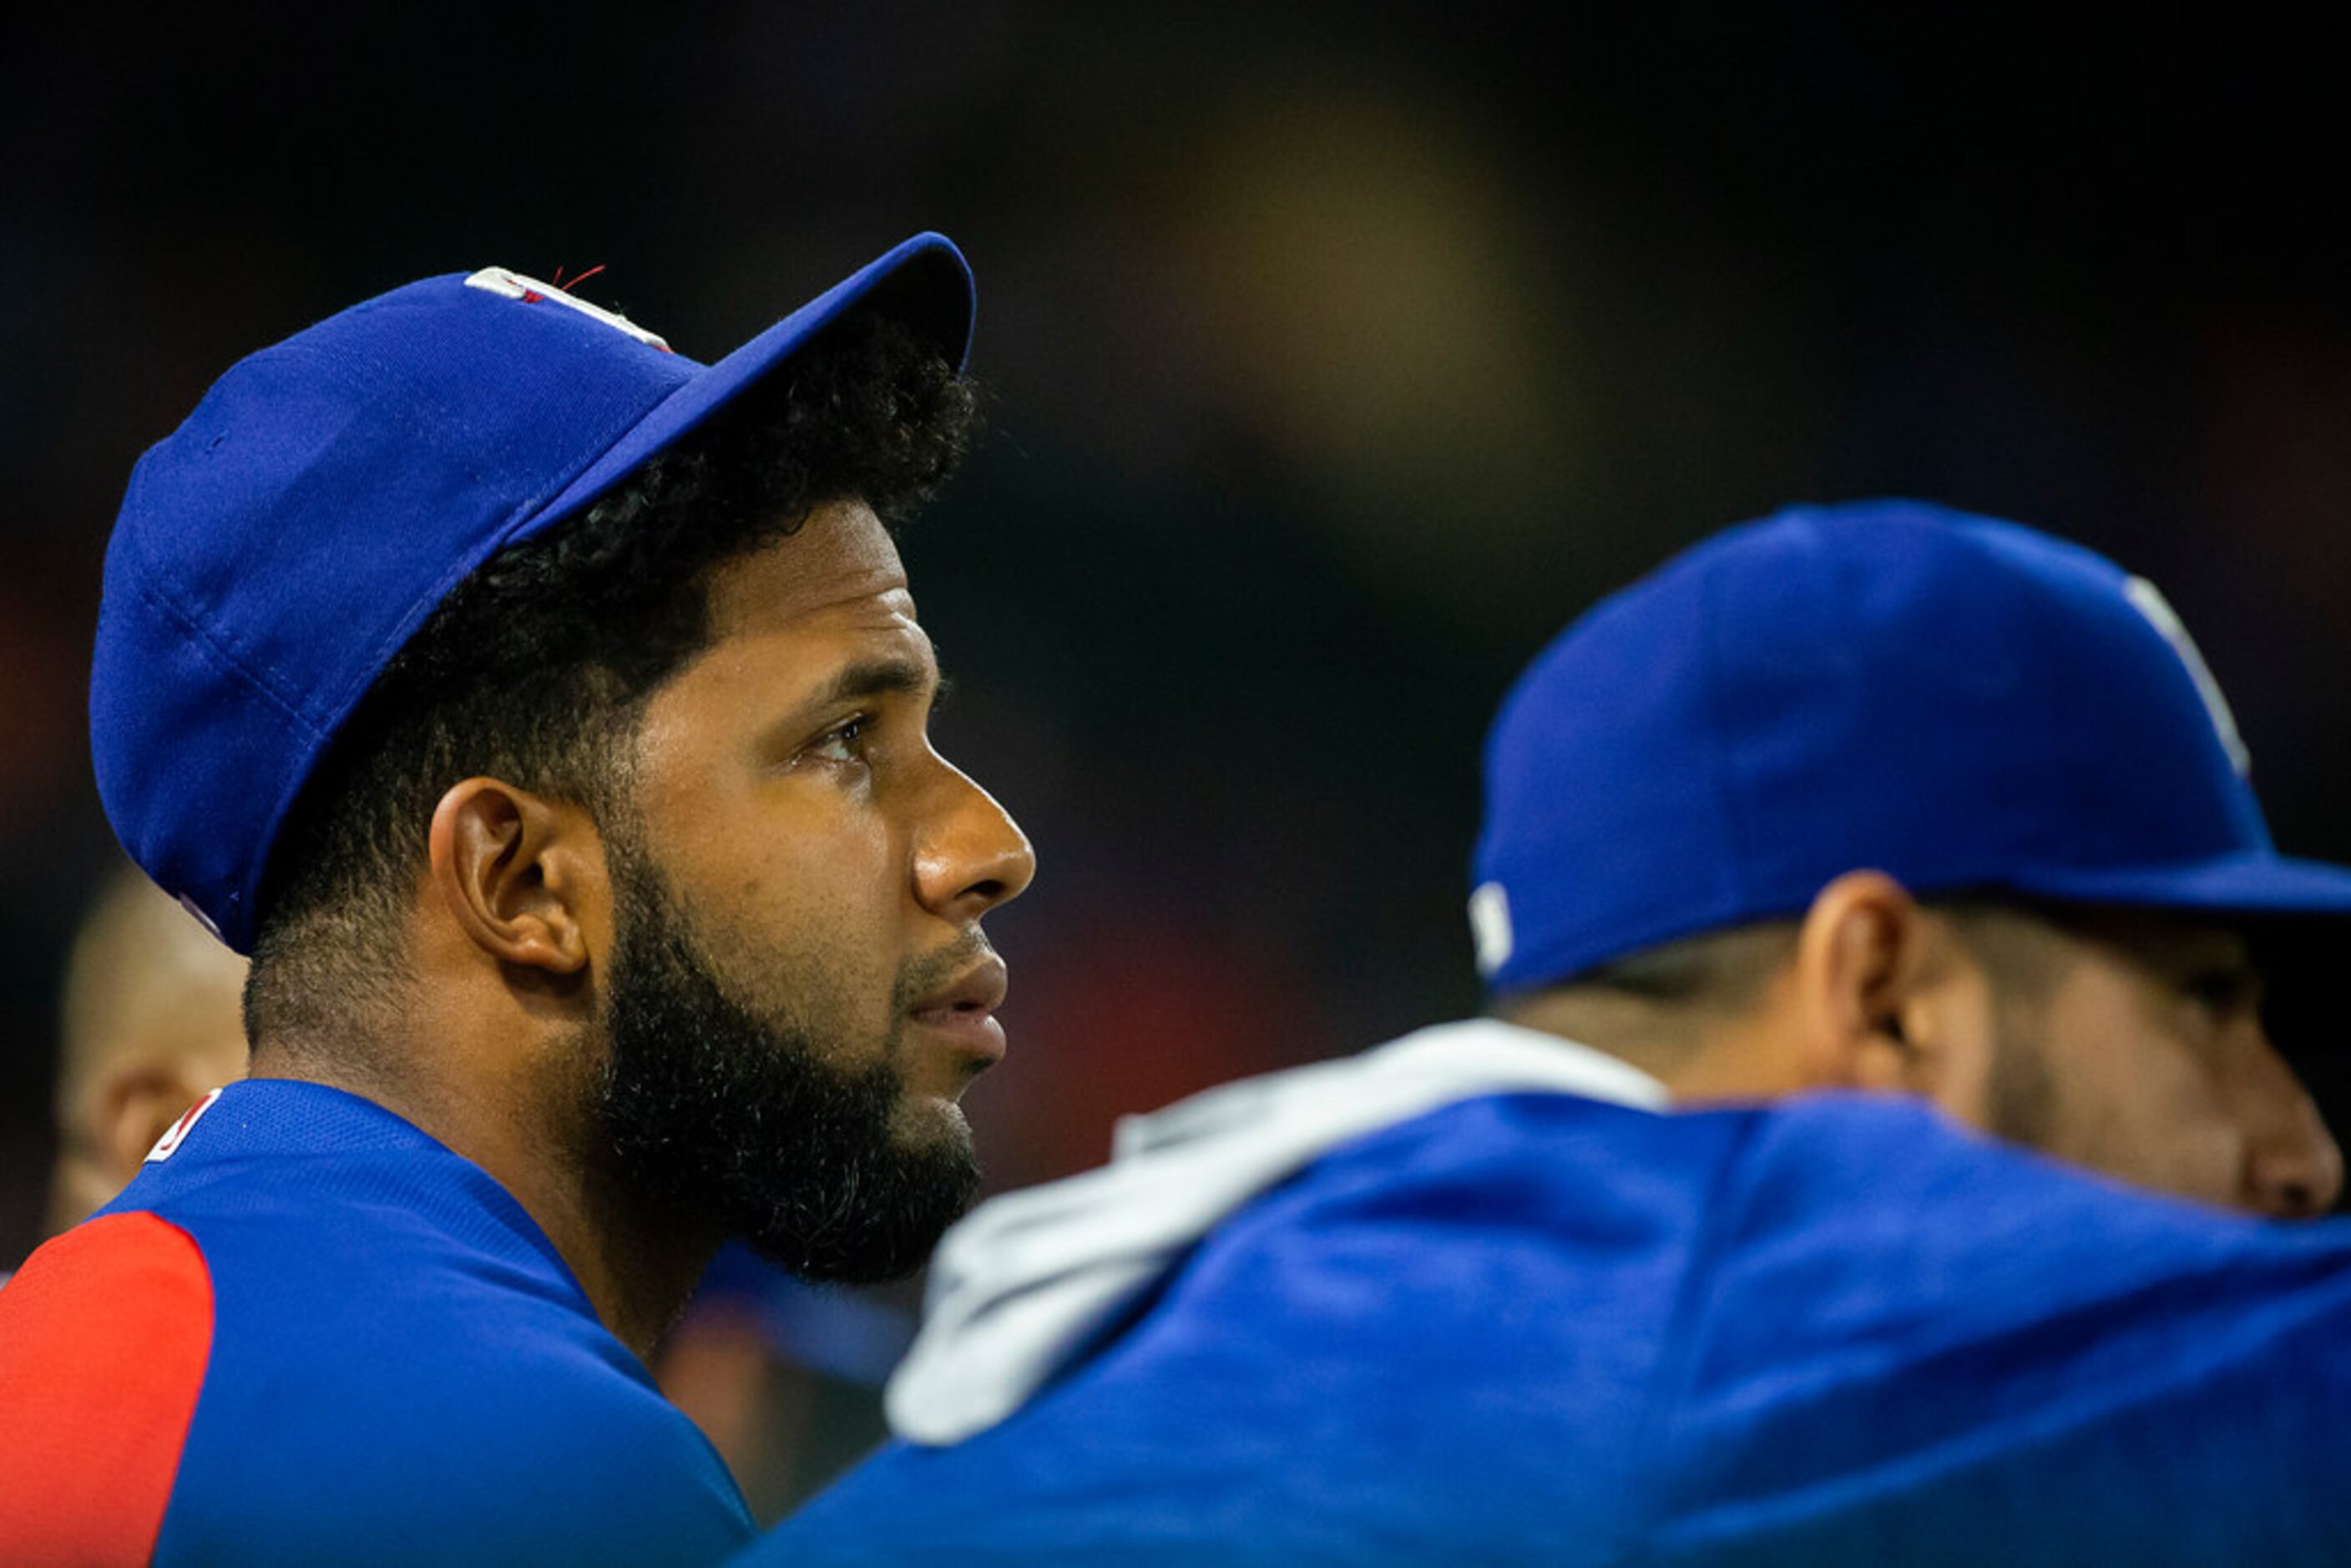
891,929,1000,1016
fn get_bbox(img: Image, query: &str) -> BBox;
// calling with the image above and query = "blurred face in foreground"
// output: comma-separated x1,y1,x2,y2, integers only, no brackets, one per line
1953,906,2341,1220
1522,874,2342,1221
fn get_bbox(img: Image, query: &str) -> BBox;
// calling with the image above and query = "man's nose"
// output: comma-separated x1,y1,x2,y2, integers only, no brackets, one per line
913,757,1036,920
2233,1030,2344,1220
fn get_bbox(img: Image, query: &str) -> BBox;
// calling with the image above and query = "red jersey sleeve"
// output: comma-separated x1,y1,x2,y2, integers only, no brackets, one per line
0,1211,215,1562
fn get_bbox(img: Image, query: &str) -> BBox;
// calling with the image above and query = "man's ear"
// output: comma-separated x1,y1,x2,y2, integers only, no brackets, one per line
98,1065,219,1190
426,777,601,978
1787,870,1929,1092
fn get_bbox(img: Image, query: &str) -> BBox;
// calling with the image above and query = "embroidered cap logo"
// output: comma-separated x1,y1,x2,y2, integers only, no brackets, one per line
2123,576,2252,777
462,266,675,352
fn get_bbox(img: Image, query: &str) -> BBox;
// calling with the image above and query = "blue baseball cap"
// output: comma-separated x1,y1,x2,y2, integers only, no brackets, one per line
1471,498,2351,994
93,233,974,953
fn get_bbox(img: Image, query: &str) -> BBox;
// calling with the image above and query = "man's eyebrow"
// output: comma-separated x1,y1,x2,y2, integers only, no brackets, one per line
806,655,934,710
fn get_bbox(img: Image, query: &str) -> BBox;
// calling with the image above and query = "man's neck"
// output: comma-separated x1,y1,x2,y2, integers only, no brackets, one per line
1494,993,1792,1105
249,1036,718,1362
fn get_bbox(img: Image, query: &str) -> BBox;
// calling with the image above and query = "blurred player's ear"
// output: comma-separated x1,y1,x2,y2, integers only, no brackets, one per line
97,1062,218,1192
1789,871,1929,1092
426,777,599,981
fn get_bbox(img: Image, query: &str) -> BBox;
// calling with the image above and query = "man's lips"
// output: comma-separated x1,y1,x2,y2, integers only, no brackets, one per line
906,953,1009,1064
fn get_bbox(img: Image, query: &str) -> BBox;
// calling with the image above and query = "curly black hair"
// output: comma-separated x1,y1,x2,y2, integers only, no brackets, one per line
244,310,981,1049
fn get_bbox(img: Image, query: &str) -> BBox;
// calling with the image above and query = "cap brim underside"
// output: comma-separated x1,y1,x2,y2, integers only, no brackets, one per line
516,232,975,549
2010,850,2351,922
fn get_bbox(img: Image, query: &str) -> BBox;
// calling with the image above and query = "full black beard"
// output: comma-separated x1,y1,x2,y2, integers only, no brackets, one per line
594,845,982,1283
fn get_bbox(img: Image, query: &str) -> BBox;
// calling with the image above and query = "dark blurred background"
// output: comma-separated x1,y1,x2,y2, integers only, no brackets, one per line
3,0,2346,1484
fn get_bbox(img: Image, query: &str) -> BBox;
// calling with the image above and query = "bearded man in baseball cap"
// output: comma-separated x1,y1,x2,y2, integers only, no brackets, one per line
0,237,1033,1565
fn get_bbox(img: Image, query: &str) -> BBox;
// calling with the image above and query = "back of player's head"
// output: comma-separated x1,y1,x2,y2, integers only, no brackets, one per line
1471,498,2351,996
51,863,248,1233
91,237,976,962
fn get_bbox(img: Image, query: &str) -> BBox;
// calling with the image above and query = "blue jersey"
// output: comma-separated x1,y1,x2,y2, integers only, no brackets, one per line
0,1079,753,1565
759,1029,2351,1565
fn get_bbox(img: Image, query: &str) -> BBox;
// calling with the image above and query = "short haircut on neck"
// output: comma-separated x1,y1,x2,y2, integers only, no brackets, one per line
1495,918,1802,1060
1493,894,2079,1061
243,311,982,1060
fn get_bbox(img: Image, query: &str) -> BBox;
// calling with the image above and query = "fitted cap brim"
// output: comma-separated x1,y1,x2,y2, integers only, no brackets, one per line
2006,849,2351,923
513,231,974,549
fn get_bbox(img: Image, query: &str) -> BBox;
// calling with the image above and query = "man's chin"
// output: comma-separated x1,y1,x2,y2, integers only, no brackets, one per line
743,1145,983,1284
892,1093,976,1150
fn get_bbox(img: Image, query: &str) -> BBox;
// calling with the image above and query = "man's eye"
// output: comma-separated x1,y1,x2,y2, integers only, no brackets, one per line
809,717,868,763
2185,970,2256,1018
